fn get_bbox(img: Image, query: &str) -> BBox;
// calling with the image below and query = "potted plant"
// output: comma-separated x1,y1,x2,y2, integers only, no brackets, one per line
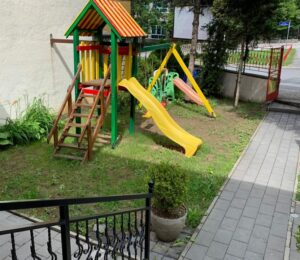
147,163,188,242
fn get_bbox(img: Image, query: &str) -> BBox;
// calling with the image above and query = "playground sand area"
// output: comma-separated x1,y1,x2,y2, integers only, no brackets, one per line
0,98,265,228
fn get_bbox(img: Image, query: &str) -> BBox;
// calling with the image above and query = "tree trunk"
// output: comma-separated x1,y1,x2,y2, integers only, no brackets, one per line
188,2,201,75
184,1,200,101
234,40,245,108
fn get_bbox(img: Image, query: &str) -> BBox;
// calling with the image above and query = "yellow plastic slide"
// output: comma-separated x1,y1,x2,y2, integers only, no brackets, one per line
119,77,202,157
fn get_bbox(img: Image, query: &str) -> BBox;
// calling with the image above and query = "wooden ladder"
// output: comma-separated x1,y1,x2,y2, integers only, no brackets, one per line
48,65,111,162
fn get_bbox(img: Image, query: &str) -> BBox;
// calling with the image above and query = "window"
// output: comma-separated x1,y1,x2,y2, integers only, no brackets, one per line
150,25,166,39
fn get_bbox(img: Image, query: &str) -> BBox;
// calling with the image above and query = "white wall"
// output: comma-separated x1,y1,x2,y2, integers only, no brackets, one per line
0,0,87,124
221,71,268,103
173,7,212,40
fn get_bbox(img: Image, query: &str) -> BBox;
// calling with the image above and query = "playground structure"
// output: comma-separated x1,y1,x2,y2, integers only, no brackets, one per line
149,69,203,106
47,0,215,161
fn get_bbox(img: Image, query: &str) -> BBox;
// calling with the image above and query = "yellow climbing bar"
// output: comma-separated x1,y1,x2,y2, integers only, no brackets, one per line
146,46,173,93
171,45,216,118
141,43,216,118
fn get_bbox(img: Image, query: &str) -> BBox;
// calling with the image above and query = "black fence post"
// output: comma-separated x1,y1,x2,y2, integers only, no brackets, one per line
60,205,71,260
144,181,154,260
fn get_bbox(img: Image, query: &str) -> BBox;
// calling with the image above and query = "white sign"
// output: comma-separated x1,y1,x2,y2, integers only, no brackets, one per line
173,7,212,40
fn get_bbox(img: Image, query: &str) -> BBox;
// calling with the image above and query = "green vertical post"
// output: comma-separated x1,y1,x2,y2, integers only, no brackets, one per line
111,32,118,148
73,29,80,99
129,39,138,134
73,29,81,134
97,27,104,116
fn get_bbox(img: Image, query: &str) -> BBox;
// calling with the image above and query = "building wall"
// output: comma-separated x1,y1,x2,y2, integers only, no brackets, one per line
221,71,268,103
0,0,131,124
173,7,212,40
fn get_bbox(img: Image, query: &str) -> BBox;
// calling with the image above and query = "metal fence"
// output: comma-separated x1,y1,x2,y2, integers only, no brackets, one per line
0,183,154,260
226,47,284,74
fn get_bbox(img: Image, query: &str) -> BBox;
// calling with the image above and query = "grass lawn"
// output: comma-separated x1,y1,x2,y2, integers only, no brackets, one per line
0,99,265,228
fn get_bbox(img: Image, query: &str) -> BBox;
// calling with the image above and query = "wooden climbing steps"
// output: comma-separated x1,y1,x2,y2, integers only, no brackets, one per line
47,65,111,162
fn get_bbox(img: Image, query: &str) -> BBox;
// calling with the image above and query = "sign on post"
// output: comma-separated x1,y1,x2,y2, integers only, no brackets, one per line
278,21,291,44
278,21,290,27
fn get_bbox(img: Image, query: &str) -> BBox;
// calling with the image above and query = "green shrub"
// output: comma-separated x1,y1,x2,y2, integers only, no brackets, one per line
23,98,53,134
0,132,12,147
0,99,54,147
146,163,187,217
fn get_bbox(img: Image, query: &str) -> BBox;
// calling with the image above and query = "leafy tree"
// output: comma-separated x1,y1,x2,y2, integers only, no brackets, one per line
201,0,281,100
275,0,300,38
200,3,238,96
204,0,280,106
132,0,172,38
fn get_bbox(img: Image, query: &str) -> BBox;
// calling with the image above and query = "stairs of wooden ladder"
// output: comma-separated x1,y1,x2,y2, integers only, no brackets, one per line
47,65,111,162
54,88,111,162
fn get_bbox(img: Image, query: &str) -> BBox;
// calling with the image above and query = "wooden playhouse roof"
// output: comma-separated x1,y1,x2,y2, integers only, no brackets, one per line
65,0,147,39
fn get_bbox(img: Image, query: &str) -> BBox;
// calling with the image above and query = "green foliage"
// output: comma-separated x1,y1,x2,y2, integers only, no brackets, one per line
137,53,161,87
137,44,188,96
275,0,300,38
296,226,300,251
0,99,54,147
200,0,281,96
0,132,13,147
133,1,172,38
146,162,187,213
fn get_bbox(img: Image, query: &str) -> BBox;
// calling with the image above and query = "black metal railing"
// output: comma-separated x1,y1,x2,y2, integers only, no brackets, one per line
0,182,154,260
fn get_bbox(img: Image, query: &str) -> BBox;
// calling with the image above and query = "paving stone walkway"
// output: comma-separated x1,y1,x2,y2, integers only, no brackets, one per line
180,112,300,260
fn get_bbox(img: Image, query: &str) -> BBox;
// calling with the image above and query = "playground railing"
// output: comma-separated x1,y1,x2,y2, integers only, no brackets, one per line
226,48,272,73
0,182,154,260
47,64,82,145
78,65,111,146
225,46,285,74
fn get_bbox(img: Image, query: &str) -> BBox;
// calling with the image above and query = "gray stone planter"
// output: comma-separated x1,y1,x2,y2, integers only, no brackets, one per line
151,208,187,242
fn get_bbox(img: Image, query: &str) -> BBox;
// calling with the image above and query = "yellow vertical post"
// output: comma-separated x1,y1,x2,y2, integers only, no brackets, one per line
117,53,122,83
125,44,133,79
80,42,86,82
91,42,96,80
171,44,216,117
95,45,100,79
85,42,90,81
103,54,108,76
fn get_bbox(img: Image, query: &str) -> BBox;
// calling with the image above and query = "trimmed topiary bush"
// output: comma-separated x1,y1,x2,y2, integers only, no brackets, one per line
147,162,187,218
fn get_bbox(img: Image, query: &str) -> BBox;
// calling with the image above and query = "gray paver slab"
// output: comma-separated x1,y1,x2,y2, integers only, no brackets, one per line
242,206,259,219
227,240,247,258
194,231,214,247
252,225,270,241
225,207,243,220
244,250,264,260
206,241,228,259
255,213,273,227
185,244,208,260
237,217,255,230
220,218,238,232
213,229,233,245
247,237,267,254
232,227,252,243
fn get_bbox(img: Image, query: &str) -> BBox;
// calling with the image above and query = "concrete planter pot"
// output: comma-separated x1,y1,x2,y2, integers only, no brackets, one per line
151,207,187,242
